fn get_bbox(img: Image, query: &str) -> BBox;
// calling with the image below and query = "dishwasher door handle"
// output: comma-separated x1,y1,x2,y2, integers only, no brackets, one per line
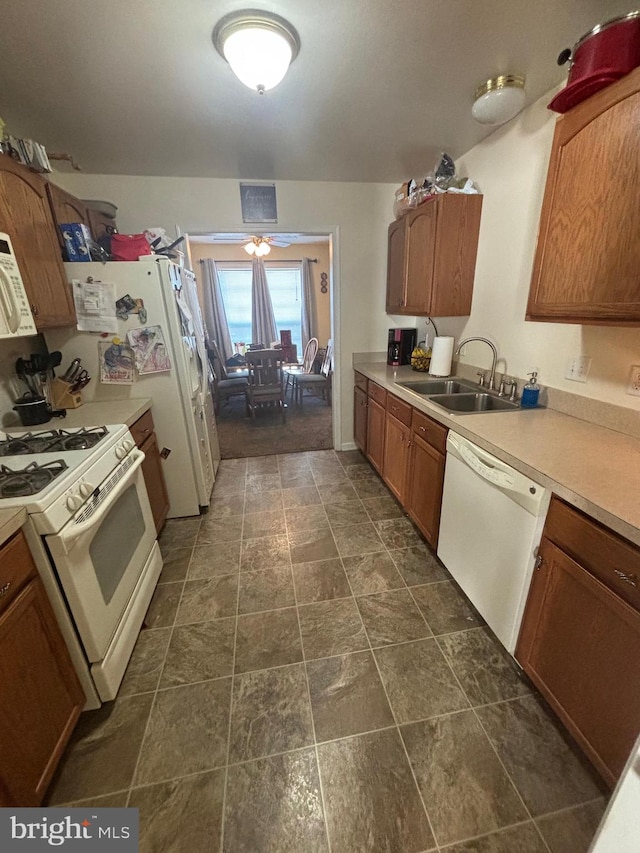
457,440,515,490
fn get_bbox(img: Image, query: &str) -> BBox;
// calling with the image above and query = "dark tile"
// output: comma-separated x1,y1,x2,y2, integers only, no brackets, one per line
375,517,423,549
357,589,431,647
352,475,389,499
438,627,531,705
389,544,450,586
440,823,549,853
401,711,528,846
188,541,241,578
161,617,235,686
246,472,281,492
289,527,339,564
119,628,171,696
282,485,322,508
159,517,201,552
476,695,605,817
317,481,359,505
312,467,349,486
65,793,129,807
332,522,385,558
345,463,378,481
375,638,468,723
47,694,153,803
235,607,303,673
242,509,286,539
145,582,181,628
362,495,405,521
292,558,351,603
325,500,370,529
135,679,231,785
307,651,394,741
197,515,243,544
279,469,312,489
158,547,191,583
212,477,245,497
238,566,296,614
342,551,404,594
207,493,245,519
247,456,279,475
244,489,283,514
412,581,484,634
176,575,238,624
299,598,368,659
130,769,225,853
284,504,329,533
317,728,435,852
229,663,314,762
535,799,606,853
224,749,328,852
278,452,312,473
241,534,290,571
336,449,368,467
218,457,247,475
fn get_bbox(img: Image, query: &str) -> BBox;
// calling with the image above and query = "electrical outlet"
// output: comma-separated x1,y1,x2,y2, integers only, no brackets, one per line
626,365,640,397
565,356,591,383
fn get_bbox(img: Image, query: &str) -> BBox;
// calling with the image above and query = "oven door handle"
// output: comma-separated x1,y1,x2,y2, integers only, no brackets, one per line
57,450,146,553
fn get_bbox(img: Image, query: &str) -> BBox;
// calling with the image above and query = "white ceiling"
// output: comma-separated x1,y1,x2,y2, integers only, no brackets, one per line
0,0,628,182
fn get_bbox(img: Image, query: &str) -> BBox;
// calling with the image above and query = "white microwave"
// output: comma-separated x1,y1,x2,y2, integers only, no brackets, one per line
0,231,37,338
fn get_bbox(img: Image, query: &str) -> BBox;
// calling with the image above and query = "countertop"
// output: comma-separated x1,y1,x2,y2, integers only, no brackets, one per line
0,507,28,547
356,363,640,547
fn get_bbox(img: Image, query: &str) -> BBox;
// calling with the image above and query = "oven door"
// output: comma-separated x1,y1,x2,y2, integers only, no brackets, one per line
46,450,156,662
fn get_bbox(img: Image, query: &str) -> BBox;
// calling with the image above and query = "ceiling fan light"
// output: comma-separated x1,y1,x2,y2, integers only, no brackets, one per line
472,75,526,125
244,241,256,255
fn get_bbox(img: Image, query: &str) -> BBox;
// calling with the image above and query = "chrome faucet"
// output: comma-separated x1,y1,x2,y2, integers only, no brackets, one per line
455,337,498,391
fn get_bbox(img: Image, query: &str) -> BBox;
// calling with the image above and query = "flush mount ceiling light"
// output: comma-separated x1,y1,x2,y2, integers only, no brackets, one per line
472,75,526,125
244,237,272,256
212,10,300,94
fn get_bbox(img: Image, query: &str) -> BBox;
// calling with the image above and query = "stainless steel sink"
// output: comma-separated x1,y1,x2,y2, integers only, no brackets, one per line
398,379,477,395
428,393,520,414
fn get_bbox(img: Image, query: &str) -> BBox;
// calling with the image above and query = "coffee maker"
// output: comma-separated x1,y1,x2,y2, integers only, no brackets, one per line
387,328,417,366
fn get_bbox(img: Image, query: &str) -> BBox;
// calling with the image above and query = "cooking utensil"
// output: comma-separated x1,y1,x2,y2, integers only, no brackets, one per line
15,357,38,397
12,395,65,425
70,370,90,393
62,358,82,382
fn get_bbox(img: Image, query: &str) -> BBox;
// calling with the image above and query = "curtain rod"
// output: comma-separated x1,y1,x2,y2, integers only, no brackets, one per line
198,258,317,263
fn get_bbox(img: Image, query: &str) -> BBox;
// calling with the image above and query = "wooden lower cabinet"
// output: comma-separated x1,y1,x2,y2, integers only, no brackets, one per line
0,531,84,805
130,409,170,534
405,431,445,548
366,398,386,475
354,386,368,453
382,413,410,502
516,498,640,786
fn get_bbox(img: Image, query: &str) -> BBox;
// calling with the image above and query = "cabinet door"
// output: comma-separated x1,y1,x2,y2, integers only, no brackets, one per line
403,204,437,314
46,183,92,247
0,157,76,329
354,386,368,453
141,432,170,534
366,398,385,475
382,412,410,503
527,68,640,325
405,431,445,547
431,194,482,317
386,217,406,313
0,579,84,805
516,538,640,785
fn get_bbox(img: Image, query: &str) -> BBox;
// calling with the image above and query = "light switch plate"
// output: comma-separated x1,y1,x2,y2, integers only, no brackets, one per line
626,365,640,397
566,356,591,383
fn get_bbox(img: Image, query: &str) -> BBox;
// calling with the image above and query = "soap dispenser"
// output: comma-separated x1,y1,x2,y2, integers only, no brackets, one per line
521,371,540,408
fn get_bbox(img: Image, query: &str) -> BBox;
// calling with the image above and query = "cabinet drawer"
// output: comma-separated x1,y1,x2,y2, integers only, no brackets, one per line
354,372,368,393
129,409,155,448
368,381,387,407
544,497,640,612
411,410,447,454
0,531,37,616
386,394,412,427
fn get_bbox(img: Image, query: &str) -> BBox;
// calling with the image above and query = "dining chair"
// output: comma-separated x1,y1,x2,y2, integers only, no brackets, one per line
284,337,318,399
245,349,287,423
294,339,333,407
207,341,249,415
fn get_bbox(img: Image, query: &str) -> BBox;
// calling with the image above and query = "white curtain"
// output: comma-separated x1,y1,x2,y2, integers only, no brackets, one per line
251,258,278,347
201,259,233,364
301,258,315,350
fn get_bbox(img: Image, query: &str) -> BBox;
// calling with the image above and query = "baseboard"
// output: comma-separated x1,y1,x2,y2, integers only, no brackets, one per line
339,441,358,451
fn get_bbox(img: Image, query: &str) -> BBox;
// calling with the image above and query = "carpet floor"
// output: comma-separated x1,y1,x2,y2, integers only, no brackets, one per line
216,392,333,458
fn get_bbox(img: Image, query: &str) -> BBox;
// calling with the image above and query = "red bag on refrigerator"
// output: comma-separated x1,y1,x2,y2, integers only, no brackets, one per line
110,233,151,261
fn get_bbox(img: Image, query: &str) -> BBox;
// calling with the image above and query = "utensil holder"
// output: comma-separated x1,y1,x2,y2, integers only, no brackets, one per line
51,378,83,409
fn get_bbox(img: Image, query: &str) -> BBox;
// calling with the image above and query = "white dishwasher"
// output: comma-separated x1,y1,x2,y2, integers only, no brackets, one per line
437,431,550,654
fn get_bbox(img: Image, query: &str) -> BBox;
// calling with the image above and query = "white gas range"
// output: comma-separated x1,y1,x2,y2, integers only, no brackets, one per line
0,424,163,709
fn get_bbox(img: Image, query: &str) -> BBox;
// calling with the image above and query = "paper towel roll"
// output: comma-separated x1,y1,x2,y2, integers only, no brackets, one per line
429,336,454,377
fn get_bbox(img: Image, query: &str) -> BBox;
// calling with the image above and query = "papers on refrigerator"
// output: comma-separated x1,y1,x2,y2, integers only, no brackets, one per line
72,279,118,333
98,340,135,384
126,325,172,374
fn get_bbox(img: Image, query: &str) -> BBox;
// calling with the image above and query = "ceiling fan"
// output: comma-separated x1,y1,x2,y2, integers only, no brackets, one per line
242,235,291,256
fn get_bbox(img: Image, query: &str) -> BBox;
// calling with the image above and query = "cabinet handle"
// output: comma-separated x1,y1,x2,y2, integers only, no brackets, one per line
30,303,39,317
391,405,397,412
614,570,638,587
534,555,544,571
0,581,11,596
419,426,426,433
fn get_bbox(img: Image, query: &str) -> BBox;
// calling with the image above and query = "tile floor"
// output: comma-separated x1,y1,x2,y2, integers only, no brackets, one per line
47,449,608,852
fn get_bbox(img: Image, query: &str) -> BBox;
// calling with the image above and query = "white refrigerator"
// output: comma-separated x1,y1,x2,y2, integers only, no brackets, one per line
45,257,220,518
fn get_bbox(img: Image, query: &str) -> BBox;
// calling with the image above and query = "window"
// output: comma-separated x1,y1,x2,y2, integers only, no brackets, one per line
217,263,303,357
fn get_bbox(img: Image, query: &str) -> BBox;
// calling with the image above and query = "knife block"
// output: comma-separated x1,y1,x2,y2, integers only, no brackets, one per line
51,378,83,409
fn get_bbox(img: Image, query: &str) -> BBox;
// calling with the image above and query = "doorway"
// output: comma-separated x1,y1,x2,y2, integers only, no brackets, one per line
185,232,336,459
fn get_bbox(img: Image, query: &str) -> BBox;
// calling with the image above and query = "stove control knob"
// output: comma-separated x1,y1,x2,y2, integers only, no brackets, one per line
115,444,127,459
66,494,83,512
123,438,135,452
79,483,93,498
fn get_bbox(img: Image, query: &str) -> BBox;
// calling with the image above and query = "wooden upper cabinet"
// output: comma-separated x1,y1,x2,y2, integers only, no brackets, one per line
0,156,76,329
527,68,640,325
385,193,482,317
46,183,92,248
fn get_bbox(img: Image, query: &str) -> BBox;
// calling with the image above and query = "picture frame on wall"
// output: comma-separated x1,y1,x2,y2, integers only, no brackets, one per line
240,182,278,223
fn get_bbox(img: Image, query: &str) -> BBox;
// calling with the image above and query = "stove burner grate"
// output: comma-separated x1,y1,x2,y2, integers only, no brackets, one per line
0,426,108,456
0,459,69,498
